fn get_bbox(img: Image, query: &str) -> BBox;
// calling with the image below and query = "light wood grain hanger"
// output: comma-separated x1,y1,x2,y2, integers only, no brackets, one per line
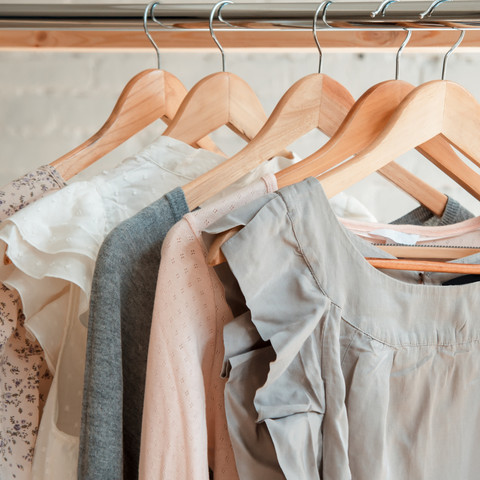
206,227,480,273
317,38,480,209
276,79,451,216
50,2,222,181
277,27,480,213
311,28,480,273
319,31,480,274
162,1,290,158
207,26,480,274
182,3,445,212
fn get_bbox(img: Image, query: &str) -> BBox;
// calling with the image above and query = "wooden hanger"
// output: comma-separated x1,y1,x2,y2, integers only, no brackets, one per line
162,71,290,148
277,79,480,211
277,27,480,211
312,74,480,274
181,72,352,209
162,1,291,158
50,3,222,181
309,29,480,273
207,29,480,274
181,4,444,212
51,70,223,181
316,50,480,205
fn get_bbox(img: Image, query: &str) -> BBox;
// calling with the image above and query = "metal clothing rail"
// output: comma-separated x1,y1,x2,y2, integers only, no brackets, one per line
2,2,480,31
3,3,480,51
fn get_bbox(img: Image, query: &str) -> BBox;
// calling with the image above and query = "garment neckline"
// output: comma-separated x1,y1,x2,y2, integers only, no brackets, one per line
299,177,480,298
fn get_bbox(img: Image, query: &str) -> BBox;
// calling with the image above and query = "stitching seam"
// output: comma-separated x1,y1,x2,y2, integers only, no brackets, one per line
275,190,338,307
341,315,480,349
341,326,357,366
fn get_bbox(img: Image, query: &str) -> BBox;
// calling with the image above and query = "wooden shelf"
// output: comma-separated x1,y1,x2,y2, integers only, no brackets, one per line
2,29,480,52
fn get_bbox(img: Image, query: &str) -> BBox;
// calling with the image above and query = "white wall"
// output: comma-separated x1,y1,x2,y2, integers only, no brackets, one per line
1,0,480,222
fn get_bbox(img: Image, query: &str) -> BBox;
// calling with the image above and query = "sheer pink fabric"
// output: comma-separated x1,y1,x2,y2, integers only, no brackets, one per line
140,174,278,480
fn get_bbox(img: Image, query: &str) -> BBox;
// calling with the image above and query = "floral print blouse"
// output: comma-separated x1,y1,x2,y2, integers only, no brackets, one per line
0,166,66,480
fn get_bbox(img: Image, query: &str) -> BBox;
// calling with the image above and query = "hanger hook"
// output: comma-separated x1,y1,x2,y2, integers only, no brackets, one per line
218,3,238,28
442,29,465,80
209,1,234,72
371,0,398,18
313,1,334,74
395,28,412,80
419,0,451,19
313,2,327,74
322,1,334,29
143,2,162,70
151,2,172,29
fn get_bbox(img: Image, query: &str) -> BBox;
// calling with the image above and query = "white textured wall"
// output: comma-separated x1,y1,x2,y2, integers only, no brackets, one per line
1,0,480,222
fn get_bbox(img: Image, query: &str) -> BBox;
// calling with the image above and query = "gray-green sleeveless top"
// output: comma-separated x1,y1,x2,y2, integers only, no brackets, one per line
204,177,480,480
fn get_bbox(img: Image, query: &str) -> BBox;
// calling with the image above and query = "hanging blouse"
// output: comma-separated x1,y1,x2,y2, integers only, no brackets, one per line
138,174,280,480
139,178,476,480
0,136,297,480
0,166,66,480
203,177,480,480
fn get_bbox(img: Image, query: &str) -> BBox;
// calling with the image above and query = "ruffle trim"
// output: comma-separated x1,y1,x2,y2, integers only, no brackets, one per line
0,182,106,371
204,193,331,479
205,195,329,395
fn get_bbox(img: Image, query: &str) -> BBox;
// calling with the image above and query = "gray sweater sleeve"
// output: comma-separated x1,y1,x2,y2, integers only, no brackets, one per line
78,188,189,480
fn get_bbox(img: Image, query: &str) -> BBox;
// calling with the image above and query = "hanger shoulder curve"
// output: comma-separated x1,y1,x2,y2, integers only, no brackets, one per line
276,80,411,186
317,74,356,137
163,72,230,145
319,80,480,199
51,69,221,181
51,69,167,180
226,73,273,142
443,80,480,169
183,73,353,209
163,71,270,144
162,71,223,154
277,79,456,216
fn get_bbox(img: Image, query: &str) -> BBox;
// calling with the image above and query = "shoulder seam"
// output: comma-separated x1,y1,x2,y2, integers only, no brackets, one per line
275,190,339,308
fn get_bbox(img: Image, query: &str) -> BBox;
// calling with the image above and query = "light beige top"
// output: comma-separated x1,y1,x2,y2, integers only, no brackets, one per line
204,177,480,480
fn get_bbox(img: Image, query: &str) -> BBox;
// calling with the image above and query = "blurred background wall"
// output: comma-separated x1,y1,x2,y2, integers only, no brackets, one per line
1,0,480,222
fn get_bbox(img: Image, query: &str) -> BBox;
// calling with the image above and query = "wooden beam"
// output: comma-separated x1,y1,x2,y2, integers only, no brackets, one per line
2,29,480,52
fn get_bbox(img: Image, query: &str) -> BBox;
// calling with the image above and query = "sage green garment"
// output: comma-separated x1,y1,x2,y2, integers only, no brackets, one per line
204,177,480,480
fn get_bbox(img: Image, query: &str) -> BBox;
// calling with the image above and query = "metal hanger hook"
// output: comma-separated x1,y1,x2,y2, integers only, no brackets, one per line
209,0,234,72
313,1,334,74
395,28,412,80
313,2,328,74
143,2,162,69
322,1,334,29
371,0,398,18
218,3,239,28
151,2,173,30
419,0,451,19
442,29,465,80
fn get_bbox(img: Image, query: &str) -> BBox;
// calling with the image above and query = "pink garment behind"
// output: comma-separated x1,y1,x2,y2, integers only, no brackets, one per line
0,166,66,480
139,174,278,480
